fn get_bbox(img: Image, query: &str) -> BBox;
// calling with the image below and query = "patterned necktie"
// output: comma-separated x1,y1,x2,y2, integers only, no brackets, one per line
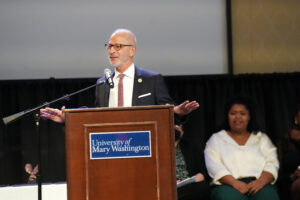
118,74,125,107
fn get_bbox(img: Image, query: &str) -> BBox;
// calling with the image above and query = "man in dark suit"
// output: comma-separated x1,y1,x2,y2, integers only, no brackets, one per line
95,66,175,107
95,28,194,110
40,28,198,122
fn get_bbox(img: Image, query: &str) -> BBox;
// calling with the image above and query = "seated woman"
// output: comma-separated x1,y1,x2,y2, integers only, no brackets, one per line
175,125,210,200
204,96,280,200
277,105,300,200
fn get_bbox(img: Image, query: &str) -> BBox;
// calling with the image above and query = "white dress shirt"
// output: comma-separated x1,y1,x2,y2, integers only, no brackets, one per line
204,130,279,185
109,63,135,107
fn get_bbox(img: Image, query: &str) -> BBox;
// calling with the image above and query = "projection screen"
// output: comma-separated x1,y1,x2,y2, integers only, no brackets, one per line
0,0,227,80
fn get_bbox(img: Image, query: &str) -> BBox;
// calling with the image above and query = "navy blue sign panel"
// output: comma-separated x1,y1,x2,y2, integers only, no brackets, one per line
89,131,151,159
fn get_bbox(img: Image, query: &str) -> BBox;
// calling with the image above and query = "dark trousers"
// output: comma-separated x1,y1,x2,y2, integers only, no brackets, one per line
210,177,280,200
177,181,210,200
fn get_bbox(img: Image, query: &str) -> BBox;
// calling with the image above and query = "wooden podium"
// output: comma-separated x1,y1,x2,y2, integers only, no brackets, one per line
64,105,177,200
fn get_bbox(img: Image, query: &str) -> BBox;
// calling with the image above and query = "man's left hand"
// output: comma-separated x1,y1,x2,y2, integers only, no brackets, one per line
174,100,199,116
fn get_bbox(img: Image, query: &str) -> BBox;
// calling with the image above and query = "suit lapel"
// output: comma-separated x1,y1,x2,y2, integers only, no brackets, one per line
103,83,110,107
97,82,110,107
98,71,115,107
132,66,141,106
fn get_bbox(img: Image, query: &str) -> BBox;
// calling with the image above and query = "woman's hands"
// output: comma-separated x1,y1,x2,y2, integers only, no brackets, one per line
247,179,265,194
220,171,274,195
232,180,249,194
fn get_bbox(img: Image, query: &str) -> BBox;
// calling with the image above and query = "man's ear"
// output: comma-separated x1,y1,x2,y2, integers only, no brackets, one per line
130,46,136,57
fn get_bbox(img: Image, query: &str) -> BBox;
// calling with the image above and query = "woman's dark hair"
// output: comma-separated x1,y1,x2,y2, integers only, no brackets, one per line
222,95,260,134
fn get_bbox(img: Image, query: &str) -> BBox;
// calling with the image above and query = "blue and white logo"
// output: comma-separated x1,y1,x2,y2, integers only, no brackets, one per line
89,131,151,159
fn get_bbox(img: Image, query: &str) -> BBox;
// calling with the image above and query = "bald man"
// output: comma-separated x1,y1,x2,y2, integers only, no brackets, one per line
40,29,198,122
95,28,177,108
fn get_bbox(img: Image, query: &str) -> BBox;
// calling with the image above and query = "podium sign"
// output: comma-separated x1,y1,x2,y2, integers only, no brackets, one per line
64,105,176,200
89,131,151,159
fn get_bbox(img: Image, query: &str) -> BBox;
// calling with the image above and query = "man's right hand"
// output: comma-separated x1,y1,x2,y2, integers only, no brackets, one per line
40,106,65,123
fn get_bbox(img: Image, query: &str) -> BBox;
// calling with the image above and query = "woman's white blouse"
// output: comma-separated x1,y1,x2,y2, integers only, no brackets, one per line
204,130,279,185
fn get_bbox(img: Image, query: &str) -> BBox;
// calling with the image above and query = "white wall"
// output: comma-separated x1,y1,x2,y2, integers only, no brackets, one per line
0,183,67,200
0,0,227,80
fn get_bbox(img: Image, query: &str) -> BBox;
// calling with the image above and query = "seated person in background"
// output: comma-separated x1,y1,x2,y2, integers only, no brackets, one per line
277,105,300,200
204,96,280,200
175,125,210,200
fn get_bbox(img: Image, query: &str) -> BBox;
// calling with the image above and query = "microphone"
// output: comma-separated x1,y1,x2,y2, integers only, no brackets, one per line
104,68,114,88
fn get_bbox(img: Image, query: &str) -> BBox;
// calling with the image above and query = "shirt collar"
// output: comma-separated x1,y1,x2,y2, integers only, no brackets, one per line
220,130,261,146
114,63,135,79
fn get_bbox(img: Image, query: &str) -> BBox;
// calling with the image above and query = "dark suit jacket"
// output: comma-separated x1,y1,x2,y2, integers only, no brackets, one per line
94,66,174,107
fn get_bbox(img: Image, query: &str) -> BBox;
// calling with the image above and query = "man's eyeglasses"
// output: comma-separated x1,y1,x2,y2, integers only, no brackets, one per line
105,43,133,51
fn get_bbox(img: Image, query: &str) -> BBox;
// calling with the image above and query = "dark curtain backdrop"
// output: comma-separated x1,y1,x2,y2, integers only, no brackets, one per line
0,72,299,185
